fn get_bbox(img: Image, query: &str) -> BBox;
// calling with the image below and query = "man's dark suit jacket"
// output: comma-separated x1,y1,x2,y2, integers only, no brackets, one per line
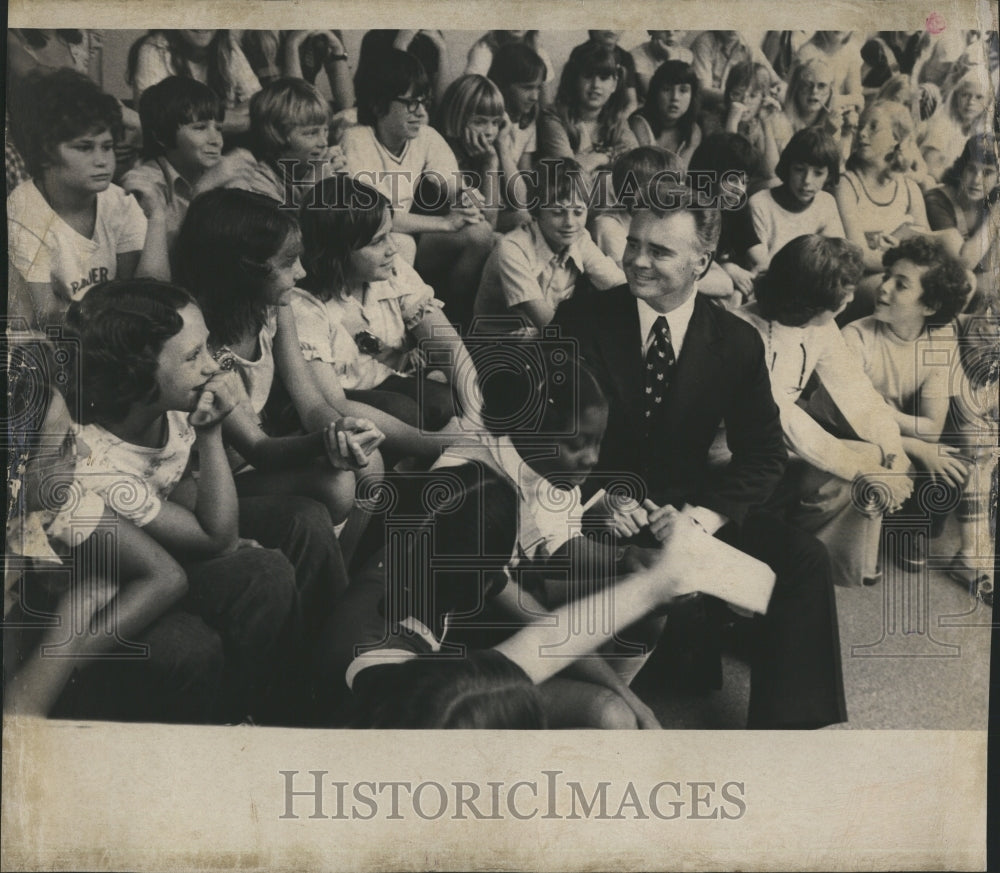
554,285,787,524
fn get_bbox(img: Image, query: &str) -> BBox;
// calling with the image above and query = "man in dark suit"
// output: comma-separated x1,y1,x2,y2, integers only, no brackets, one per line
553,188,847,729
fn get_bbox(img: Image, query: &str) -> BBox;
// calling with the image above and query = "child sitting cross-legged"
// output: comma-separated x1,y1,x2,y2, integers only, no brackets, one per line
4,340,220,722
64,279,342,723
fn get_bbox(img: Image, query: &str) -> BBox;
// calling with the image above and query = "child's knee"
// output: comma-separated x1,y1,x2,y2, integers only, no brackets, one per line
239,550,299,632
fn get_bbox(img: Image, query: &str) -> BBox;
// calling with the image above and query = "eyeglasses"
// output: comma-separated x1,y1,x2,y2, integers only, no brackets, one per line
391,95,431,114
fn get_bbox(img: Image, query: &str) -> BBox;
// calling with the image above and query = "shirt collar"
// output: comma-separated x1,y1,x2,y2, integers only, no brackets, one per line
529,220,584,272
155,157,194,203
636,289,698,358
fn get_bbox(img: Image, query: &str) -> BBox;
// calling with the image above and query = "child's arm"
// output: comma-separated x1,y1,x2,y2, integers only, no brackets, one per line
758,99,783,179
494,562,680,685
391,208,484,237
3,511,188,717
7,270,67,333
275,305,455,462
221,397,334,470
490,569,671,728
143,373,242,560
117,179,171,282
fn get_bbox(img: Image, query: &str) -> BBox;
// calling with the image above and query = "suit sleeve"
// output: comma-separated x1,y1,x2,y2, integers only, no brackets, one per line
701,324,787,524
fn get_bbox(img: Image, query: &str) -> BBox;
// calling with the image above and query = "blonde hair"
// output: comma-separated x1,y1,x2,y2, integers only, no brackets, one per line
784,57,835,126
435,74,505,140
848,100,918,173
249,78,330,161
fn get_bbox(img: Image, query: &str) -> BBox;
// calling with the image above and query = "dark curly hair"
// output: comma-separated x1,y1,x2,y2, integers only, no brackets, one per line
882,238,971,326
17,68,124,179
64,279,195,425
173,188,300,346
755,235,865,327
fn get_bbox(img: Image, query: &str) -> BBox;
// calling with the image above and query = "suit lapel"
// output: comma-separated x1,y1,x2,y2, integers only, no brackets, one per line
663,295,723,426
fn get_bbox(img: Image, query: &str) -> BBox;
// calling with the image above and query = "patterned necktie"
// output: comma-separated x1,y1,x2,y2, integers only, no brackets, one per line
644,316,676,421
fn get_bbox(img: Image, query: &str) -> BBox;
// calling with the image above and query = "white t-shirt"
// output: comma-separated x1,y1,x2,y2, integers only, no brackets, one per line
748,188,845,259
341,124,460,215
131,32,261,107
7,181,147,302
78,410,196,528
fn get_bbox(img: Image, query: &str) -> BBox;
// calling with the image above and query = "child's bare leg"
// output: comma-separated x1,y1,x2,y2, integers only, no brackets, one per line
4,521,187,716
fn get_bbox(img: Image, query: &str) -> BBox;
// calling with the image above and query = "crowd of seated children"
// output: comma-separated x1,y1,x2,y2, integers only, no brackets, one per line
6,28,998,727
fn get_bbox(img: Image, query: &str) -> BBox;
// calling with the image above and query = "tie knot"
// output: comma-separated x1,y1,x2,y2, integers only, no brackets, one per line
652,316,671,343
